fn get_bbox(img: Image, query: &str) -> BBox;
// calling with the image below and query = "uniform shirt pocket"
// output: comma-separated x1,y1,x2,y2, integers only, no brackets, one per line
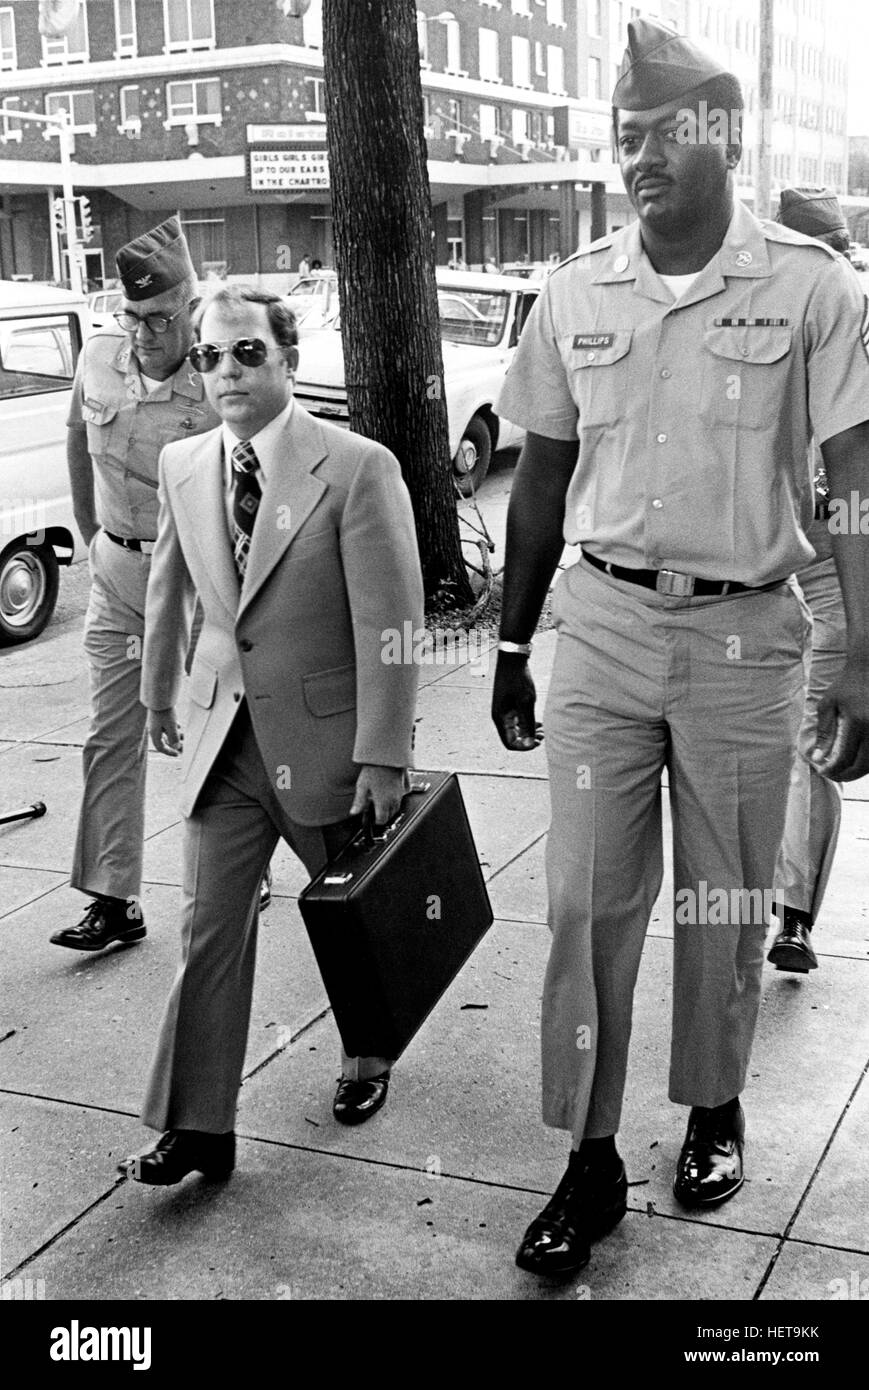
563,330,634,427
700,326,793,430
81,399,119,455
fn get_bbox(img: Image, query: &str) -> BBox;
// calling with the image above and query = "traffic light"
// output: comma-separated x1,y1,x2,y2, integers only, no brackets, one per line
52,197,66,233
78,195,93,243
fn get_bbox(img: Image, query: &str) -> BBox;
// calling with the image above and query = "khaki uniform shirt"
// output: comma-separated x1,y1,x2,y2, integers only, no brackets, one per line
67,330,219,540
496,200,869,585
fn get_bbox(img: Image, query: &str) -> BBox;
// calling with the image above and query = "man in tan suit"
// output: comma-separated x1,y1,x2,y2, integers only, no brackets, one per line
119,285,424,1185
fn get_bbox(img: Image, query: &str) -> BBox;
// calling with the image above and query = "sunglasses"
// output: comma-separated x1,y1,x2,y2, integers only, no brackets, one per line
114,304,190,334
188,338,271,373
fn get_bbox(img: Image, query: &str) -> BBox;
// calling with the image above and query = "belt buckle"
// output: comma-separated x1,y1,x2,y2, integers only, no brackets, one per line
656,569,695,597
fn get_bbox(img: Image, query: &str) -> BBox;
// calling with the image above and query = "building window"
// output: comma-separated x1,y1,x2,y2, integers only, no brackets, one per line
304,74,326,121
511,0,532,14
0,6,16,70
1,94,21,142
447,97,463,132
444,18,461,73
546,0,565,25
480,28,500,81
119,84,141,133
45,89,97,136
42,0,89,65
512,107,528,146
587,55,601,100
417,10,428,65
302,0,323,50
534,41,545,76
165,76,222,128
588,0,603,35
512,35,531,87
163,0,215,53
180,209,226,277
114,0,137,57
478,103,503,141
547,45,564,94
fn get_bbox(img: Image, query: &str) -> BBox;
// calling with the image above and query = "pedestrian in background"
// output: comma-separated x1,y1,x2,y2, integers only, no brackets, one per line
768,186,855,974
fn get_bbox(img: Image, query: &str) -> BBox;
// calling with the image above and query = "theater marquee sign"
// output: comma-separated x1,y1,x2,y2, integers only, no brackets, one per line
246,124,329,194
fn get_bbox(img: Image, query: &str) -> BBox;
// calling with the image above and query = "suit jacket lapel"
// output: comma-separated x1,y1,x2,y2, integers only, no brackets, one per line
176,431,239,620
237,404,328,619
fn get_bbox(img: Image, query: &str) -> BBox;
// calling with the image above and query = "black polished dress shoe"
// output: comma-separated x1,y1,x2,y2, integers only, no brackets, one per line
50,898,146,952
515,1152,628,1277
117,1129,235,1185
673,1101,745,1208
767,911,818,973
332,1072,390,1125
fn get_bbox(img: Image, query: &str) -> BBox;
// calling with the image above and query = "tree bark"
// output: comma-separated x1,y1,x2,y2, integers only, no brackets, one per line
322,0,473,604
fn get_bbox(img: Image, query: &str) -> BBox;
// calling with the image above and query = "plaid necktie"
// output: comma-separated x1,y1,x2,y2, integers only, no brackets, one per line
230,440,262,580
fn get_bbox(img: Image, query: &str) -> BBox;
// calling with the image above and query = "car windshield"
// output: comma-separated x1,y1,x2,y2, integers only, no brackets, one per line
437,289,509,346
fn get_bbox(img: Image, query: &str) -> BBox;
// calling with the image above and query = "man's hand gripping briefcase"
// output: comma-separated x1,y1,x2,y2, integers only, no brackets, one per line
299,772,494,1060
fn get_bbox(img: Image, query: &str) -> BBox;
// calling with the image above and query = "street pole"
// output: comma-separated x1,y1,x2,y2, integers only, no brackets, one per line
757,0,774,220
0,104,83,293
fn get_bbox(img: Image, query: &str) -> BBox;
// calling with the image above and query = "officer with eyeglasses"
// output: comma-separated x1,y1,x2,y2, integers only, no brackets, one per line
52,217,221,954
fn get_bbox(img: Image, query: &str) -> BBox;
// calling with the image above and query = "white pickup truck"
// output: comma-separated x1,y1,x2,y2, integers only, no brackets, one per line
0,281,89,644
292,269,540,494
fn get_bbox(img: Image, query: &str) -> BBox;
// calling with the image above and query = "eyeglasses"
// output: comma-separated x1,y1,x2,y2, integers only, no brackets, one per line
188,338,271,373
113,304,190,335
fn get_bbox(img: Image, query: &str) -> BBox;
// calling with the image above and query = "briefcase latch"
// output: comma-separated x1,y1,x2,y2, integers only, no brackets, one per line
324,872,354,885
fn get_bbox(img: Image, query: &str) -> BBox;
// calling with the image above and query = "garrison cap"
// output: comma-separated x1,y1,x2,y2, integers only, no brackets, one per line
612,15,731,111
777,186,848,238
116,216,196,303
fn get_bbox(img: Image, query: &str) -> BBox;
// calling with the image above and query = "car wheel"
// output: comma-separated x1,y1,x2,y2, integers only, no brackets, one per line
453,415,493,497
0,540,60,646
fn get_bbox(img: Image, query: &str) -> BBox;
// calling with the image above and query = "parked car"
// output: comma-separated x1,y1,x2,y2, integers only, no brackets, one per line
285,271,339,330
499,261,551,280
0,281,89,644
87,288,124,330
293,269,540,493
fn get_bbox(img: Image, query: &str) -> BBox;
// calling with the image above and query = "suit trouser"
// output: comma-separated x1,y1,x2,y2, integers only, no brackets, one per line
774,556,845,920
71,530,150,903
541,559,809,1145
142,700,391,1135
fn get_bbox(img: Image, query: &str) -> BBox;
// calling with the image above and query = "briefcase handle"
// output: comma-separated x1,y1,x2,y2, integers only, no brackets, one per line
359,774,432,849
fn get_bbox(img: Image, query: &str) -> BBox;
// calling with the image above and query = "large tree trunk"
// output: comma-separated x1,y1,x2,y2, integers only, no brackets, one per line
322,0,473,605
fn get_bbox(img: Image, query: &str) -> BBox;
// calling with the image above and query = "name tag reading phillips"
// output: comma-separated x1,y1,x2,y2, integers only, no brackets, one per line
573,334,615,350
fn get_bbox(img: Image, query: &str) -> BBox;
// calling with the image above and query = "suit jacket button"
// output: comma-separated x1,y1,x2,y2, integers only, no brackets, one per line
239,639,253,652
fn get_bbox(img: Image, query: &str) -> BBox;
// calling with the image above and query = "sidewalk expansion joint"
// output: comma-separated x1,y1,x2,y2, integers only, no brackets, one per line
242,1006,334,1083
3,1178,127,1285
752,1049,869,1299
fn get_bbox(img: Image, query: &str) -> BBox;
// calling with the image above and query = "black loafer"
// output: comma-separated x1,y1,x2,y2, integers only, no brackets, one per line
516,1152,628,1277
118,1129,235,1185
50,899,146,952
673,1101,744,1208
767,916,817,973
333,1073,390,1125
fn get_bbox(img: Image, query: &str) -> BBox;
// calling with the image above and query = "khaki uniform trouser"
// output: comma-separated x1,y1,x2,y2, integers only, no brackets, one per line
541,558,810,1145
773,556,846,920
142,700,391,1136
71,530,150,903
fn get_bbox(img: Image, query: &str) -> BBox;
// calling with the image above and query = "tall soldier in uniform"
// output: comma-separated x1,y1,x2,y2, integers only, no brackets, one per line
491,18,869,1277
767,188,852,974
51,218,220,953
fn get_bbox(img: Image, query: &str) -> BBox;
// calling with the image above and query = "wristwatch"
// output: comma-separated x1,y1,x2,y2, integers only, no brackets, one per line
497,640,533,656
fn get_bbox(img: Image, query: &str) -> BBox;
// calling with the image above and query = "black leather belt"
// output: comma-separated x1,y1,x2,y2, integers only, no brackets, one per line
582,549,781,597
104,531,155,553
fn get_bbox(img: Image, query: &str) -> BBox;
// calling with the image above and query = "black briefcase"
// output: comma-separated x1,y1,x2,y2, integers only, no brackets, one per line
299,771,494,1060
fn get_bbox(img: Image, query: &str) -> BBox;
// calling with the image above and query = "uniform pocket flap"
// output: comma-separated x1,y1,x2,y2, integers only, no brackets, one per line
188,658,217,709
303,663,356,717
703,325,792,364
568,330,633,368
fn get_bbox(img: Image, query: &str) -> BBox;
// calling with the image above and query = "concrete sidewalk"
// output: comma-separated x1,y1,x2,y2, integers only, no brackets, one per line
1,508,868,1300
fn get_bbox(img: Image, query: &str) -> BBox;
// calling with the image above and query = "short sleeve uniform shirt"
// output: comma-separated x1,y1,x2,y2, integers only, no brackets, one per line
67,329,219,540
496,200,869,585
